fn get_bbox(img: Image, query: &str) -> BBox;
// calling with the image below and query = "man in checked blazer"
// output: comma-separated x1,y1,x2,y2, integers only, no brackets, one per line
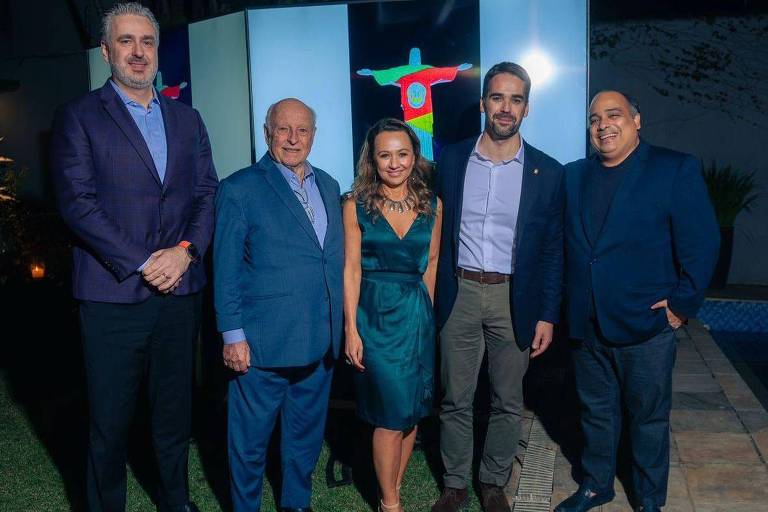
51,4,217,511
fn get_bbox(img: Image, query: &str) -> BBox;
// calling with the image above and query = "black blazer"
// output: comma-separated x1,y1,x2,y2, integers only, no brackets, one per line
434,137,565,349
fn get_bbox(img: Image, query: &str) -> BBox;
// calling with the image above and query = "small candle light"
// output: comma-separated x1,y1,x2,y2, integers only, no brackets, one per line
30,260,45,280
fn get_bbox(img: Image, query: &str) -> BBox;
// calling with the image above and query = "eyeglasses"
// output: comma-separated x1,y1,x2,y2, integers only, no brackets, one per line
292,187,315,224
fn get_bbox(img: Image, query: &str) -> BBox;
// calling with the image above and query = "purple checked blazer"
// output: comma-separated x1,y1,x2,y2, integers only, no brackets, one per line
51,81,218,303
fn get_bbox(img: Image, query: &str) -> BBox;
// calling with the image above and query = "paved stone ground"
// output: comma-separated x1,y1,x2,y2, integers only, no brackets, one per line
510,321,768,511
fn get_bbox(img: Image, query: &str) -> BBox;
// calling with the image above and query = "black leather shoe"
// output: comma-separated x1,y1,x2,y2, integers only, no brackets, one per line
634,505,661,512
281,508,313,512
479,483,512,512
554,487,615,512
181,503,200,512
431,487,469,512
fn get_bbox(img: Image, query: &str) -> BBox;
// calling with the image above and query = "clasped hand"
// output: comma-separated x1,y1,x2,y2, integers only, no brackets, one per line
142,246,191,293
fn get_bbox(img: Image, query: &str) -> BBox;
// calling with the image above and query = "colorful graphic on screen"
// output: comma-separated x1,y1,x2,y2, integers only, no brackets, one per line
357,48,472,160
156,72,188,100
156,25,192,106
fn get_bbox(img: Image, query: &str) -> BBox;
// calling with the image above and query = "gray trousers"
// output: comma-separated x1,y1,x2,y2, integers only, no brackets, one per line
439,277,530,489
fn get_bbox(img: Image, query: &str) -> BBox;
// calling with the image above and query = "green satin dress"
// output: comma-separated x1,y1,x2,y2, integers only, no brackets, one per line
353,199,436,431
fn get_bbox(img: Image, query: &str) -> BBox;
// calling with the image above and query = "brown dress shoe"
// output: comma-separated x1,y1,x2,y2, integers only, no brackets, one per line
431,487,469,512
480,483,511,512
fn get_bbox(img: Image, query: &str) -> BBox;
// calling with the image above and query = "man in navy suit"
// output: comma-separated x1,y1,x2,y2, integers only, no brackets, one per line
432,62,564,512
51,4,217,512
554,91,719,512
214,98,344,512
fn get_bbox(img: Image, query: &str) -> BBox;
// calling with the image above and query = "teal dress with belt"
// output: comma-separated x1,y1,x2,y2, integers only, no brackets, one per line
354,198,436,430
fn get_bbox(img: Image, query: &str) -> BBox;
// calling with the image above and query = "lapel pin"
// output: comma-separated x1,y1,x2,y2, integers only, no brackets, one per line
533,168,539,175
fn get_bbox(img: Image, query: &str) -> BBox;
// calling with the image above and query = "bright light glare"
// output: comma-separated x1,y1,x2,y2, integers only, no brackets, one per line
521,49,555,88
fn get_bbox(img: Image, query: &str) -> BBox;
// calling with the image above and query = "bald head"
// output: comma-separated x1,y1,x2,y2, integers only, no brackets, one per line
263,98,317,176
265,98,316,132
588,90,641,167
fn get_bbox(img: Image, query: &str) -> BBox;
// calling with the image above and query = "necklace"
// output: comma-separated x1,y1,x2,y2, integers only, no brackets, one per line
382,195,413,214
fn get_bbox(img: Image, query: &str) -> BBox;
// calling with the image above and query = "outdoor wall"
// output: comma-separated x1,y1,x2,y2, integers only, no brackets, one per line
590,16,768,285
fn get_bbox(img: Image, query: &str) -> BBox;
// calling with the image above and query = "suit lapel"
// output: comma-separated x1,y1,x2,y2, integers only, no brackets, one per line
158,95,176,191
315,170,339,249
99,82,162,187
579,159,596,247
450,139,476,266
593,142,650,252
260,156,321,249
513,141,540,254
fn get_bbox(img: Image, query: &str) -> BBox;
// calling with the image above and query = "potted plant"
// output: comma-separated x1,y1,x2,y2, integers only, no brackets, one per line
702,161,760,289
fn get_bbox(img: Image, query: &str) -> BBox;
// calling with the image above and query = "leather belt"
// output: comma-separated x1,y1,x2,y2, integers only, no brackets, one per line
456,267,511,284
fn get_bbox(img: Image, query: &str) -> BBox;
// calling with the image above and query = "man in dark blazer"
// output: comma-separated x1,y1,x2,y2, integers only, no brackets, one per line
554,91,719,512
51,4,217,512
214,98,344,512
432,62,564,512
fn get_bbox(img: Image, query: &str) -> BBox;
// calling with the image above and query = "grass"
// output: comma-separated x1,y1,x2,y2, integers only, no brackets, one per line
0,371,484,511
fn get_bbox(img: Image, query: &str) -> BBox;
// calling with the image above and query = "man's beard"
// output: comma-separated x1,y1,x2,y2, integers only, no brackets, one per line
110,58,156,90
486,115,520,140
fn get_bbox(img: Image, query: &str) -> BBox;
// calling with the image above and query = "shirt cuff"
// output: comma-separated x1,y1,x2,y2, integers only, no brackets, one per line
222,329,246,344
137,255,152,273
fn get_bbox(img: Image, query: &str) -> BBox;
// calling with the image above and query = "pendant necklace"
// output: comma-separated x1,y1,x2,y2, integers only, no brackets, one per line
382,195,413,214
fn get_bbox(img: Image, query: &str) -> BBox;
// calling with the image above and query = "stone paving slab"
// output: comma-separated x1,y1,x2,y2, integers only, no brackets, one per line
674,432,762,464
514,321,768,511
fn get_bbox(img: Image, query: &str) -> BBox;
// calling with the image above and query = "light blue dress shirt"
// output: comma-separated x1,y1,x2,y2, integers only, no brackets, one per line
109,81,168,273
222,159,329,345
457,136,525,274
109,80,167,182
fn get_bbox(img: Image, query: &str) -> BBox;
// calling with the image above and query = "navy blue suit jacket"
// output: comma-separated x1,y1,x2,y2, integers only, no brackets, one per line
564,141,720,344
51,81,218,303
213,155,344,368
435,138,565,349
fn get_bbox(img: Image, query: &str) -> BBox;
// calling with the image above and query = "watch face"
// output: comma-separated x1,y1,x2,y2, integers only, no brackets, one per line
187,244,200,262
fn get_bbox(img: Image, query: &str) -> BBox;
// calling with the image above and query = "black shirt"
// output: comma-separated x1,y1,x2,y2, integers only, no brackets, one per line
584,148,638,245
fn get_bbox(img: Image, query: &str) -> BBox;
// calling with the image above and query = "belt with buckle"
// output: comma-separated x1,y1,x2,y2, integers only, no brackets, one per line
456,267,511,284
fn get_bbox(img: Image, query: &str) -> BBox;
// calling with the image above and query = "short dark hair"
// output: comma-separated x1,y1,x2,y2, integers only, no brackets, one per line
482,62,532,101
591,90,641,116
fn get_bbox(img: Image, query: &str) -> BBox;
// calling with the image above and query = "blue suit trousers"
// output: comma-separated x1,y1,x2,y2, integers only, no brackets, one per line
228,355,334,511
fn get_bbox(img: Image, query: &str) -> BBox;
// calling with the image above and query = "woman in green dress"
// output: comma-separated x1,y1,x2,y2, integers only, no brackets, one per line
343,118,442,512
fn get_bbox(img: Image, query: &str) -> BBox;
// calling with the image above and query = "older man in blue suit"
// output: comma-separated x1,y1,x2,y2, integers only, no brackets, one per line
51,4,217,512
432,62,564,512
554,91,720,512
214,98,343,512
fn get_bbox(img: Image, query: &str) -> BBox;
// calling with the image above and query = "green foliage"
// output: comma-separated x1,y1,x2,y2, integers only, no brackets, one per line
702,160,760,227
0,146,28,284
0,138,71,286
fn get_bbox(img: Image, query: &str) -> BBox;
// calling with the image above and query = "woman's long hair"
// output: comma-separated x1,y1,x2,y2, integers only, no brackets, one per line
351,118,434,218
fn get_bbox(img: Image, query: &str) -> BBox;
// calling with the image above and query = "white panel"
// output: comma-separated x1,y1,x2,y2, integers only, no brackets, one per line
190,11,252,179
247,6,354,192
480,0,588,164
